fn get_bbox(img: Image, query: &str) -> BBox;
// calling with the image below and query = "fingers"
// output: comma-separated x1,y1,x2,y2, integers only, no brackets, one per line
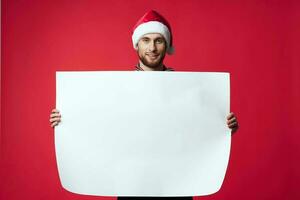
51,121,59,128
49,117,61,123
227,117,236,125
226,112,237,127
51,109,60,114
226,112,234,120
228,121,238,129
50,108,61,128
226,112,239,134
50,113,61,118
50,118,61,128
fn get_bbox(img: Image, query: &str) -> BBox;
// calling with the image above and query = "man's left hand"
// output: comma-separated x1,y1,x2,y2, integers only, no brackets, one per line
227,112,239,134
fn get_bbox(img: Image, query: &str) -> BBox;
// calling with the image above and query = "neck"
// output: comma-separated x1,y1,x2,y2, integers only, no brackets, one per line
138,60,164,71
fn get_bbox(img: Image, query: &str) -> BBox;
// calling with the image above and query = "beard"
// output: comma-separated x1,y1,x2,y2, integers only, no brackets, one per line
138,52,166,69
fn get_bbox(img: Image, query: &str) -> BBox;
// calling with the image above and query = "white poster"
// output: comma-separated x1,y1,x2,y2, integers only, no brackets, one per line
55,71,231,197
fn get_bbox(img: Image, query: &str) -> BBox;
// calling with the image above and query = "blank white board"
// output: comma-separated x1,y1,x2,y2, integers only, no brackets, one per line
55,71,231,197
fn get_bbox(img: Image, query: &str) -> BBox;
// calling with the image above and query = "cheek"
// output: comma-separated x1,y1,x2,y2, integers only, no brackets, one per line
138,41,147,49
157,44,167,53
137,47,145,58
137,43,147,53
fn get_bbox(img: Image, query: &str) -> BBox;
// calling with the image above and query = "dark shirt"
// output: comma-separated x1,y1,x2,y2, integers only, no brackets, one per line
118,197,193,200
135,64,174,71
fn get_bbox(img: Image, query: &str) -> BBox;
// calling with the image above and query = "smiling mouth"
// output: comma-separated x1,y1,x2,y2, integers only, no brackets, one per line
146,54,159,59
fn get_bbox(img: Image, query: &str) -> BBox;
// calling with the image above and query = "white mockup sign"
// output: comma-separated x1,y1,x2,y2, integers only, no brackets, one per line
55,71,231,197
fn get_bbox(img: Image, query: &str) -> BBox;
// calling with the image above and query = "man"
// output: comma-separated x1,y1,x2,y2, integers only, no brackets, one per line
50,10,239,200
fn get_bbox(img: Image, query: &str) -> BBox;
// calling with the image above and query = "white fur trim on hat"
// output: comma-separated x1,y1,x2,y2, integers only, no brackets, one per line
132,21,174,55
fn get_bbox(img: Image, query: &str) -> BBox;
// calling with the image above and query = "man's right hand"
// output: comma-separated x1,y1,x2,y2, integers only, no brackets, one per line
50,109,61,128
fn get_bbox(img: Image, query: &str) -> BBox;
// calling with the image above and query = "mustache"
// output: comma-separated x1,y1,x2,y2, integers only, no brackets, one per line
145,53,160,56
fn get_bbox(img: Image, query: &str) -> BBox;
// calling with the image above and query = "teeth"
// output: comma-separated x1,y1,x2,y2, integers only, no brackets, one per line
148,55,158,58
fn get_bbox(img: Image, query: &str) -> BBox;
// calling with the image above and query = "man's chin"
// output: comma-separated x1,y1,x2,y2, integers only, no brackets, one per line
138,54,165,68
142,59,161,68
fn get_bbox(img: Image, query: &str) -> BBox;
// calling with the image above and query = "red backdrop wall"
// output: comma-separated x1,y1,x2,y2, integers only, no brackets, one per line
1,0,299,199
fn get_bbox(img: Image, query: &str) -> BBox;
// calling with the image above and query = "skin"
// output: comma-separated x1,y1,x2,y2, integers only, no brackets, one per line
137,33,167,71
50,33,239,134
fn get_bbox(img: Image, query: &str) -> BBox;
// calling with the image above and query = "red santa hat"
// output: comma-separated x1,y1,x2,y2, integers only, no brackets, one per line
132,10,175,55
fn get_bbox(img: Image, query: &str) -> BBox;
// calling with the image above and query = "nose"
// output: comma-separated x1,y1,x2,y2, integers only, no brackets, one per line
148,40,157,52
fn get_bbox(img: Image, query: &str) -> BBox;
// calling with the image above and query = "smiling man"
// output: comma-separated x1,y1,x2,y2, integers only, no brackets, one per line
50,10,239,200
132,10,175,72
137,33,167,70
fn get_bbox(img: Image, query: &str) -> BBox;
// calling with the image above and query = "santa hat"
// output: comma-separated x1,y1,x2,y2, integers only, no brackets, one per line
132,10,175,55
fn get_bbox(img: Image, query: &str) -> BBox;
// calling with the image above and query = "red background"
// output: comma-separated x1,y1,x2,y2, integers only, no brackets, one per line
1,0,299,199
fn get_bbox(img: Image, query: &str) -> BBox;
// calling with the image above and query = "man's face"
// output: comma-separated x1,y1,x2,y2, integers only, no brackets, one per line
137,33,167,68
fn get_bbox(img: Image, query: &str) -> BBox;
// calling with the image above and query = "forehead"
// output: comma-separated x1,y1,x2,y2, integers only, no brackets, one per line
141,33,164,39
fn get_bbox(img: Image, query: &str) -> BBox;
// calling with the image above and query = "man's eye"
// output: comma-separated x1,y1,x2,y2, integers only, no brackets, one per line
155,39,164,44
142,38,149,42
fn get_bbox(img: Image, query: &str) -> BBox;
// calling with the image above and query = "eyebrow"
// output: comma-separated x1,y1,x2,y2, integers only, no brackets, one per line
141,36,164,40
